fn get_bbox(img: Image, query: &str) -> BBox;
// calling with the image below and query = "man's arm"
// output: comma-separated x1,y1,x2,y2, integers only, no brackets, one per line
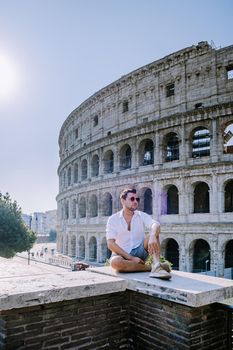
148,222,161,256
107,239,145,264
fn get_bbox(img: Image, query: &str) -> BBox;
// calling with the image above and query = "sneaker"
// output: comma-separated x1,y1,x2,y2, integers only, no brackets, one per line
149,263,171,280
160,261,172,273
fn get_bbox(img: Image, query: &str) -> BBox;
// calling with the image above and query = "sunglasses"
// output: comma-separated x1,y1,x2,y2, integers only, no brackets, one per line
129,196,140,202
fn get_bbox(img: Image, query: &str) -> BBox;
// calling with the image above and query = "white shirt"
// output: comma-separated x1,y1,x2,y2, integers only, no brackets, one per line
106,210,158,253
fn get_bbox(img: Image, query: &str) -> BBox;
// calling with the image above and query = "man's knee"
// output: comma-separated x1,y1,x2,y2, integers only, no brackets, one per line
110,256,126,272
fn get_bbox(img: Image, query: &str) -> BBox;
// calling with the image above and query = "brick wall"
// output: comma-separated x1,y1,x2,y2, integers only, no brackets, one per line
128,291,228,350
0,291,229,350
0,292,129,350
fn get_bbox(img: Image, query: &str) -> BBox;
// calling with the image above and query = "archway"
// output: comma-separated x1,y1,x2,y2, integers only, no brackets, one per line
78,236,85,259
193,239,210,272
89,236,97,261
225,180,233,212
165,239,179,270
144,188,152,215
192,127,210,158
70,235,76,257
194,182,209,213
164,133,179,162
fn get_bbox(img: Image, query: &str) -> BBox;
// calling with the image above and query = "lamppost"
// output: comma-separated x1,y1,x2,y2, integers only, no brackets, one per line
205,259,209,275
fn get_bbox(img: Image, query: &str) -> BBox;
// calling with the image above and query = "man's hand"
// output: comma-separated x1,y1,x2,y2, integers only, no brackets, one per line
148,236,160,256
128,256,145,264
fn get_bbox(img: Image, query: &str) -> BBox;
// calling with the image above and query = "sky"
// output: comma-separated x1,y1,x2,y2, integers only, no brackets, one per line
0,0,232,214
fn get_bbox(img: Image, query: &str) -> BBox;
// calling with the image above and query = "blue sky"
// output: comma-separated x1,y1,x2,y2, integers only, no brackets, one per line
0,0,232,214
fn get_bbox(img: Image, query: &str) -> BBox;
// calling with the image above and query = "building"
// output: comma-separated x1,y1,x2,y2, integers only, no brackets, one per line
22,210,57,237
57,41,233,276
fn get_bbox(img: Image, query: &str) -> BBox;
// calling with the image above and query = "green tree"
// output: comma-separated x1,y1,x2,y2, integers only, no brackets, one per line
49,229,57,242
0,192,36,258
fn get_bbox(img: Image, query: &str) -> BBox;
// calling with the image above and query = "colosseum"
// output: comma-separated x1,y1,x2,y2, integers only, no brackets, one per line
57,41,233,277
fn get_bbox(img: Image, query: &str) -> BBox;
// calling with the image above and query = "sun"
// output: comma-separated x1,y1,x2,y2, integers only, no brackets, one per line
0,52,19,99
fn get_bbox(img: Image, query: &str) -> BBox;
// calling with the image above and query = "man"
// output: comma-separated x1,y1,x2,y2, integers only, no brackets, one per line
106,188,171,279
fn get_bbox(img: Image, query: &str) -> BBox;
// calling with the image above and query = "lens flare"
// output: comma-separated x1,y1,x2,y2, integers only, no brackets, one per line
0,52,19,99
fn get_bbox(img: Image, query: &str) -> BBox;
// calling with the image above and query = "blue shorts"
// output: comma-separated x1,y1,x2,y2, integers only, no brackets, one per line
111,240,148,262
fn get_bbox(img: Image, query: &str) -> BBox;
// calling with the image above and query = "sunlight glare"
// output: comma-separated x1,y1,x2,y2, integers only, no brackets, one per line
0,52,19,99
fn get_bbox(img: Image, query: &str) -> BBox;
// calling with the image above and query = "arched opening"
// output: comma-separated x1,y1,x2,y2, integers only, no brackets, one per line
74,163,78,183
167,185,179,214
89,236,97,261
139,139,154,166
81,159,88,180
225,180,233,212
194,182,209,213
78,236,85,259
120,144,131,170
103,150,114,173
90,194,98,217
67,167,71,186
91,155,99,177
193,239,210,272
144,188,152,215
65,200,69,219
72,199,76,219
223,122,233,154
70,235,76,257
165,239,179,270
100,237,111,263
225,240,233,268
79,197,86,218
102,192,112,216
164,133,179,162
65,236,69,256
192,127,210,158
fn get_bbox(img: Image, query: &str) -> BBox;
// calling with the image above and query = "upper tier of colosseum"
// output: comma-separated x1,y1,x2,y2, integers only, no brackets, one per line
58,41,233,163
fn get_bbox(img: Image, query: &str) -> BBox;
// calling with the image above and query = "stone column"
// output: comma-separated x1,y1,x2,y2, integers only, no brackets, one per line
152,179,160,220
154,129,161,165
211,172,218,214
211,117,218,161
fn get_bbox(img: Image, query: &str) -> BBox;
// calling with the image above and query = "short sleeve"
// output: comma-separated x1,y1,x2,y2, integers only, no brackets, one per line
106,215,118,240
139,211,159,230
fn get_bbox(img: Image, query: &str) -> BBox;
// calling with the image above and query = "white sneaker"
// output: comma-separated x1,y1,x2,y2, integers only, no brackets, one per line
149,263,171,280
160,261,172,273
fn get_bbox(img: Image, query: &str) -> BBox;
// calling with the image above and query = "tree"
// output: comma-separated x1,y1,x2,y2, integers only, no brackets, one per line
49,229,57,242
0,192,36,258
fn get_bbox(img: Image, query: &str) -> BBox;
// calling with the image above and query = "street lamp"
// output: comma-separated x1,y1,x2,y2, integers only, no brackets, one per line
205,260,209,274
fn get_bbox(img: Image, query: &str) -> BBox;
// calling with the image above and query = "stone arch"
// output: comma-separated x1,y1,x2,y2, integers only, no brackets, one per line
225,240,233,268
161,184,179,215
223,120,233,154
70,235,76,257
65,235,69,256
91,154,99,177
89,236,97,261
100,237,111,263
162,238,179,270
103,150,114,173
190,239,211,273
163,132,179,162
67,167,72,186
72,199,77,219
65,200,69,219
138,139,154,166
81,159,88,180
102,192,113,216
78,235,85,259
79,197,86,218
74,163,78,183
89,194,98,217
119,144,131,170
191,127,210,158
142,187,153,215
224,179,233,212
193,182,209,213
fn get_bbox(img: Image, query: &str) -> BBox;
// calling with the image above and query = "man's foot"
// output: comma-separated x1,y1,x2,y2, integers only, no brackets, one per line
149,263,171,280
160,261,172,273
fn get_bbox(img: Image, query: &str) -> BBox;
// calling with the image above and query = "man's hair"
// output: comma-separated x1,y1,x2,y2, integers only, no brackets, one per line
120,188,136,200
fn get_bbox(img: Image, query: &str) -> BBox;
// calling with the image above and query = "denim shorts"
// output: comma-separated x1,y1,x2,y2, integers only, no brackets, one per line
130,240,148,261
111,240,148,262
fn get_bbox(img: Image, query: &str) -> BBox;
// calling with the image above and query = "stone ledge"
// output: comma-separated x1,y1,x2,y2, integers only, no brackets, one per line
0,258,127,311
87,266,233,307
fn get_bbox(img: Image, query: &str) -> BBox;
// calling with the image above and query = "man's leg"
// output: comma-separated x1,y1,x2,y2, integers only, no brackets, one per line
110,256,151,273
144,235,171,279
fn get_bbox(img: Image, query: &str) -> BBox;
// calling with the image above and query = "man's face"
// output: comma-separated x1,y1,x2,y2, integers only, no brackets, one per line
122,192,139,212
